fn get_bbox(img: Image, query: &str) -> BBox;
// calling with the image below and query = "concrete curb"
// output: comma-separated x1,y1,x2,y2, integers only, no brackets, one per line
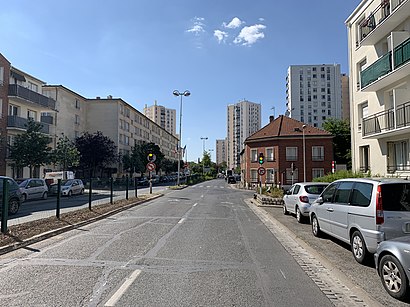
0,194,163,255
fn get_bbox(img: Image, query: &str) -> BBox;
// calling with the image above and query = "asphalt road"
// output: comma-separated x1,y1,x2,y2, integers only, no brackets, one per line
0,179,336,306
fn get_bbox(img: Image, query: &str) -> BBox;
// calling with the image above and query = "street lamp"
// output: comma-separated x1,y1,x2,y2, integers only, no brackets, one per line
200,137,208,175
302,124,306,182
173,90,191,185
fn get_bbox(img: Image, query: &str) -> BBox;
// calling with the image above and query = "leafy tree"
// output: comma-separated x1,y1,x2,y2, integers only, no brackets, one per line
160,158,178,174
9,119,52,177
323,118,351,169
52,134,80,172
128,142,165,174
75,131,117,177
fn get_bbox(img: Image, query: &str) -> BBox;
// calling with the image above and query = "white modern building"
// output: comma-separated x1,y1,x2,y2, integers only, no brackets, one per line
286,64,343,128
227,100,261,170
216,138,227,165
143,101,176,136
346,0,410,176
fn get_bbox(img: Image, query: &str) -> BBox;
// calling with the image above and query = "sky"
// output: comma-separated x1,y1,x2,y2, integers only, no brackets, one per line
0,0,361,163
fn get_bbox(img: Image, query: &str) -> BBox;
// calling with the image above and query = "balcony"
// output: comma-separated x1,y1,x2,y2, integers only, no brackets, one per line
360,37,410,91
359,0,409,46
7,116,50,134
8,84,56,110
362,101,410,138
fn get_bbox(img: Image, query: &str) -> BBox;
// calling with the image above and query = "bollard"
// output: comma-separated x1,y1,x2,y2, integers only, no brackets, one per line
1,179,9,234
134,177,138,198
56,179,61,218
126,175,129,200
110,177,113,204
88,178,93,210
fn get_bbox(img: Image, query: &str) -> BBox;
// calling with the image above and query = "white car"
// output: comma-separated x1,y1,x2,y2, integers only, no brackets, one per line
50,179,84,196
283,182,329,223
18,178,49,201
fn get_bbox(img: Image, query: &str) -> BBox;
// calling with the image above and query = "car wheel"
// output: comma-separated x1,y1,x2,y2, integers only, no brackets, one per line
351,231,368,264
379,255,409,300
283,204,289,215
42,192,48,200
311,215,321,237
296,207,304,223
8,199,20,215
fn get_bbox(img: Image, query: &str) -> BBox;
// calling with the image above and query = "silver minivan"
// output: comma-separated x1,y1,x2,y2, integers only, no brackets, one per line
18,178,49,202
309,178,410,264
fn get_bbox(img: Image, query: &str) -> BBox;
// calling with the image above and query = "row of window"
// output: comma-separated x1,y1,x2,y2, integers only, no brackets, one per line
300,67,331,73
250,146,325,162
248,168,325,183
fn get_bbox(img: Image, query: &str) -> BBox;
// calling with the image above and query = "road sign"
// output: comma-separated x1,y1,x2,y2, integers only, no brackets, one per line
258,167,266,176
147,153,156,162
147,162,156,172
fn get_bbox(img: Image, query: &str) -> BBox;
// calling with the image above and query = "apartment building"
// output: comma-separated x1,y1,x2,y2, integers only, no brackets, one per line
216,138,227,165
346,0,410,176
143,101,176,136
5,67,57,178
227,100,261,170
286,64,343,128
0,54,11,175
341,74,351,120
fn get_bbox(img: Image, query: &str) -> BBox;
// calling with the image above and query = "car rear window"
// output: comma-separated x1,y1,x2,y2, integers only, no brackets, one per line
381,183,410,211
304,185,326,195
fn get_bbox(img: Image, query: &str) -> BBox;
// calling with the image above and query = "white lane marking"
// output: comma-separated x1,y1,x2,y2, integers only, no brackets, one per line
105,269,142,306
207,186,211,188
193,203,198,207
178,218,186,224
279,269,287,279
221,201,234,205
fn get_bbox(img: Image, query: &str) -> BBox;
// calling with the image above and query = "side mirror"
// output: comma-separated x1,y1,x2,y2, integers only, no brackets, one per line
316,196,324,204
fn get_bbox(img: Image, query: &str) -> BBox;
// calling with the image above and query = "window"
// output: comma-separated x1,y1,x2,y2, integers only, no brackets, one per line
266,169,275,183
0,67,3,85
359,145,370,172
75,114,80,125
0,99,2,118
75,99,80,109
250,169,258,182
334,182,354,203
350,182,372,207
322,183,337,202
27,109,37,121
387,141,409,172
266,148,274,161
292,185,301,194
312,168,325,179
358,102,368,131
9,105,19,116
251,149,257,162
286,147,297,161
28,81,38,92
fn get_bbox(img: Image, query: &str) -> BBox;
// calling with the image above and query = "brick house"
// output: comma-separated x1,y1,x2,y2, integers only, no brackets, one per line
241,115,333,188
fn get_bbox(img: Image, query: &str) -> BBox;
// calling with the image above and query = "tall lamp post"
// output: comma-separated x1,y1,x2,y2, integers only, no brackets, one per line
200,137,208,175
302,124,306,182
173,90,191,185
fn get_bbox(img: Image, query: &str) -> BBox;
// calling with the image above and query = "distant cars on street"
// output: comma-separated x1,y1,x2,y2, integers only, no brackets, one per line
227,176,236,184
18,178,48,201
283,182,328,223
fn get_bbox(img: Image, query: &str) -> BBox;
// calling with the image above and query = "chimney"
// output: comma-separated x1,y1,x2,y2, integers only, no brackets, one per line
96,96,100,99
269,115,274,122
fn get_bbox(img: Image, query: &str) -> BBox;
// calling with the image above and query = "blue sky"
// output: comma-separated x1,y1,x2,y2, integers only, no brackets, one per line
0,0,360,162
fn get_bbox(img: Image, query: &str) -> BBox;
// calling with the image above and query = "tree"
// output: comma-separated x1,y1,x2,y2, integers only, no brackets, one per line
75,131,117,177
128,142,165,174
322,118,351,168
52,134,80,172
9,119,52,177
160,158,178,174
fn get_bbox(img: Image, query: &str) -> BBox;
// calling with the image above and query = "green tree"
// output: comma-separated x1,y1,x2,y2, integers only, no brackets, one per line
323,118,351,169
75,131,117,177
128,142,165,174
9,119,52,177
52,134,80,172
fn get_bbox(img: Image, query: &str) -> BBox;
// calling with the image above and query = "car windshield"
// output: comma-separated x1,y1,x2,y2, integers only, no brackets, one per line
61,180,74,186
18,180,29,187
304,185,327,195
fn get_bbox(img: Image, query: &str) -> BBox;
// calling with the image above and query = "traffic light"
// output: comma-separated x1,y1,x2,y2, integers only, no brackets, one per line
258,152,264,165
148,153,155,162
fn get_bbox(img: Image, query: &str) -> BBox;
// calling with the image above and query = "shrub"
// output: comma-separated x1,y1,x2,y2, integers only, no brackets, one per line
313,170,371,183
261,186,284,198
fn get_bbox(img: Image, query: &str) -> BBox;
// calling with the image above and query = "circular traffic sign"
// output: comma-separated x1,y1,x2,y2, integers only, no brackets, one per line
258,167,266,176
147,162,156,172
147,153,156,162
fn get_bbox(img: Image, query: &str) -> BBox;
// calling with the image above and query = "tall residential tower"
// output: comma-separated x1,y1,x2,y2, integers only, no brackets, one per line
143,101,176,136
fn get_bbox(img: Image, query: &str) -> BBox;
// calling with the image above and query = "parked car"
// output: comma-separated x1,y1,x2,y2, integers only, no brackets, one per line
135,177,148,186
310,178,410,264
0,176,23,215
227,176,236,184
283,182,329,223
50,179,84,196
374,236,410,300
18,178,48,201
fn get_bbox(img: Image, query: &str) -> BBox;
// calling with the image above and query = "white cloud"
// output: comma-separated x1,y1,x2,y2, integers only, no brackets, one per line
186,17,206,36
258,18,265,22
214,30,228,43
233,24,266,46
223,17,244,29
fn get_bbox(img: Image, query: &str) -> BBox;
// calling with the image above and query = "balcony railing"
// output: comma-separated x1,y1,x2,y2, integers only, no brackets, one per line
8,84,56,109
387,163,410,173
396,101,410,128
360,52,392,88
394,37,410,69
362,108,394,136
7,116,50,134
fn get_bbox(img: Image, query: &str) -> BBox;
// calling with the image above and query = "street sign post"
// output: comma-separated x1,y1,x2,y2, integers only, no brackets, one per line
258,167,266,176
146,162,156,194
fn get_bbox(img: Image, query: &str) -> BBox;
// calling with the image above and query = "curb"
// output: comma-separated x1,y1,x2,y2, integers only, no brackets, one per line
0,194,163,255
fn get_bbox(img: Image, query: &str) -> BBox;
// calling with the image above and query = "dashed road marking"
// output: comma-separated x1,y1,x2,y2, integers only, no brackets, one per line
105,269,142,306
178,218,186,224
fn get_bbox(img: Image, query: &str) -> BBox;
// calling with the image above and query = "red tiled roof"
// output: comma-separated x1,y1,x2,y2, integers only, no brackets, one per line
246,115,331,142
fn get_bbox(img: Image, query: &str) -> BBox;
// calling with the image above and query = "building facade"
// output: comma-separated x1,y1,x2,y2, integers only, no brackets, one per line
216,138,227,165
346,0,410,176
242,116,333,188
143,101,176,136
286,64,343,128
0,54,11,176
227,100,261,170
341,74,351,120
